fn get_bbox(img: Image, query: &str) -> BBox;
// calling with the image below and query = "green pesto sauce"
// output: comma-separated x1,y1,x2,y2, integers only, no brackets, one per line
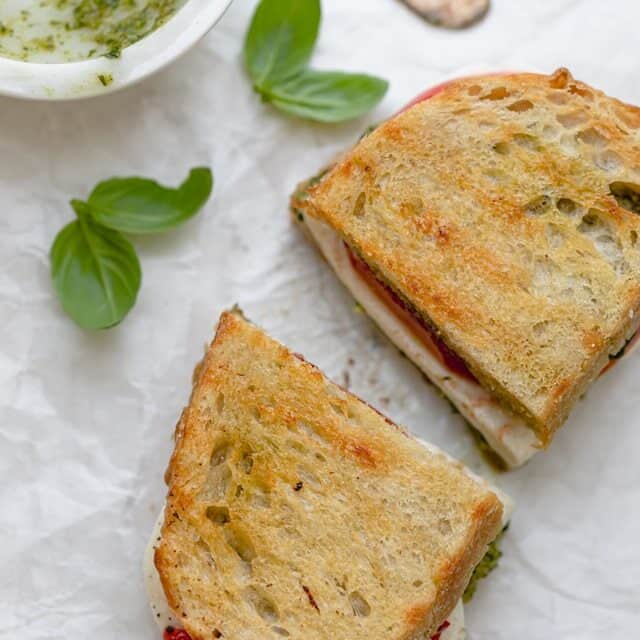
463,525,507,602
0,0,185,63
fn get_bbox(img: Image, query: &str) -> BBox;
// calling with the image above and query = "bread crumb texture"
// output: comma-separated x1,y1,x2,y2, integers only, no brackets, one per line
303,69,640,443
155,311,503,640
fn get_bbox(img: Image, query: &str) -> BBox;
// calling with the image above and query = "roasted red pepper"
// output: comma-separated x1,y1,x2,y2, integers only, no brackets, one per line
346,245,477,382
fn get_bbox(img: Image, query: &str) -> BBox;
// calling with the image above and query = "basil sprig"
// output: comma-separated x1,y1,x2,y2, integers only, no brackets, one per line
244,0,388,123
50,168,213,330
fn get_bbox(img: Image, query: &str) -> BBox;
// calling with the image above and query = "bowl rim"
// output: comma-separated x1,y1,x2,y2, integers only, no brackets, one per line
0,0,234,101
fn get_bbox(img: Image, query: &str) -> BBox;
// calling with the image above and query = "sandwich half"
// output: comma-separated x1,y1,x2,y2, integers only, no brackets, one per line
291,68,640,468
147,309,513,640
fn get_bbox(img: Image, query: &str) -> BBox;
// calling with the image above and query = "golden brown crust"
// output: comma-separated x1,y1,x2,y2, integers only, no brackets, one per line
301,69,640,444
154,310,503,640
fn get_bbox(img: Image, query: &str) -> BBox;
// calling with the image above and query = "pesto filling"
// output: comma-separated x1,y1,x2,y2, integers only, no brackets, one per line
0,0,185,63
463,525,507,602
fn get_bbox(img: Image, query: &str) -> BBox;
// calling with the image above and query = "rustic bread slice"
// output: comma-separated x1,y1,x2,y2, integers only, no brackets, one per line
300,69,640,445
155,310,503,640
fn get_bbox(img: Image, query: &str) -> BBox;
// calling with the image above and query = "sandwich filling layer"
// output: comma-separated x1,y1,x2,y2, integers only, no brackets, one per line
301,215,640,467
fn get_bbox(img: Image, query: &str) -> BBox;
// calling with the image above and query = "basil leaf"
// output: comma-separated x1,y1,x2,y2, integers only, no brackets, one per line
244,0,320,88
87,167,213,234
267,70,388,123
50,203,141,330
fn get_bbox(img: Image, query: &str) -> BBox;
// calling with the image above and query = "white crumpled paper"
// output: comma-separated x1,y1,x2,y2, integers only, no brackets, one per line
1,1,639,638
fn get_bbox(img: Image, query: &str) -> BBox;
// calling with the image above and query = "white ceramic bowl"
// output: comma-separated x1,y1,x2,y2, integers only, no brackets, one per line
0,0,233,101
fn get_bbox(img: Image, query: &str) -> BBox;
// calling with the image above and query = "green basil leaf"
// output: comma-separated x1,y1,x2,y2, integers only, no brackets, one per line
50,203,141,330
267,70,388,123
244,0,320,89
87,167,213,234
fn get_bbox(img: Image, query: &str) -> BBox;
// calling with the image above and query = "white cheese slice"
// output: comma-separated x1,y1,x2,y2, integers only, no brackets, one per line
144,510,180,632
302,215,541,468
440,600,465,640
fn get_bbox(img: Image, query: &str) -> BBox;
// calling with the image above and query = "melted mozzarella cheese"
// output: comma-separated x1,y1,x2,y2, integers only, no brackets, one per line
440,601,465,640
143,510,180,631
303,215,541,468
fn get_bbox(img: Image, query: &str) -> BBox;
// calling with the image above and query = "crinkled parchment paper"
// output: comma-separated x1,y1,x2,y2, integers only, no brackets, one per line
1,1,639,638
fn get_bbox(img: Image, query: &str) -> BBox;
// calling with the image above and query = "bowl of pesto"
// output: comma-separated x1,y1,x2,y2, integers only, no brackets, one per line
0,0,233,99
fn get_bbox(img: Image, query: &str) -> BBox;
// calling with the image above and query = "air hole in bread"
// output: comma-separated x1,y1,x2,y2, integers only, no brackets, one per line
249,483,270,508
211,442,230,467
484,168,506,184
545,223,566,249
533,321,549,337
240,450,254,474
213,629,223,638
353,192,366,217
216,392,225,415
297,420,326,444
558,139,581,163
507,99,534,113
206,505,231,524
610,181,640,214
631,230,638,245
595,150,623,173
480,86,510,101
467,84,482,96
196,537,216,567
547,91,569,105
556,110,588,128
492,141,509,155
349,591,371,617
578,209,628,274
412,579,423,587
556,197,580,216
224,526,256,564
244,587,279,623
377,172,391,190
531,258,561,295
512,133,539,151
524,195,552,216
272,627,290,636
576,127,607,148
202,462,232,501
330,401,345,417
541,125,558,140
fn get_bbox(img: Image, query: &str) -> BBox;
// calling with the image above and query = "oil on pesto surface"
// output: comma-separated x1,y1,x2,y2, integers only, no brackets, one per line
0,0,186,62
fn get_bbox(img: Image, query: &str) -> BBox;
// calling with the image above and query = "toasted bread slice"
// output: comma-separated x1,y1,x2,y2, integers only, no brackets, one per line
155,310,503,640
300,69,640,444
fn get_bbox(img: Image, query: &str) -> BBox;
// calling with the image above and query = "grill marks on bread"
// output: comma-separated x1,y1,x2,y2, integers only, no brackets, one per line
303,69,640,444
155,311,503,640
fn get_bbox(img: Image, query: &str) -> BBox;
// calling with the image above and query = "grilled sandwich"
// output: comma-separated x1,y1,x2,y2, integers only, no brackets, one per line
146,309,513,640
292,68,640,467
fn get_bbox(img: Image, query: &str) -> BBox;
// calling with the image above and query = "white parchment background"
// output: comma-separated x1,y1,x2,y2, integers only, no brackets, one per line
1,1,639,638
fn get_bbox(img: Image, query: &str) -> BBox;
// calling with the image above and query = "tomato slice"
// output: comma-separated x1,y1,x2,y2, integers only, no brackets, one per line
346,245,476,381
431,620,451,640
398,71,517,114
